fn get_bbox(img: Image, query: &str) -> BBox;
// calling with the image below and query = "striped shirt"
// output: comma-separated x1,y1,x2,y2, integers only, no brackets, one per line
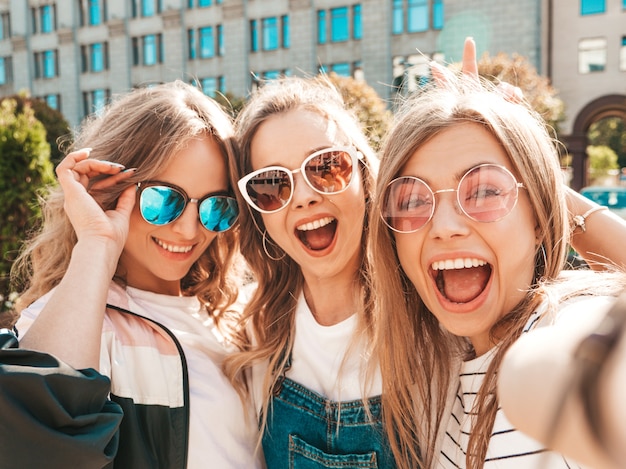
437,308,588,469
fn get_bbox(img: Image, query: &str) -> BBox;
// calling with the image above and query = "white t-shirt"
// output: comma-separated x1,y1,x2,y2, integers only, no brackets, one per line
17,284,262,469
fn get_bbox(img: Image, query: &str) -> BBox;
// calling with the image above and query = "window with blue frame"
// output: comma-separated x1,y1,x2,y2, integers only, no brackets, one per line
330,7,349,42
433,0,444,30
41,5,54,33
43,50,57,77
217,24,224,55
581,0,605,15
91,42,106,72
353,5,362,40
188,29,196,59
84,88,109,116
262,17,278,50
89,0,102,25
45,94,59,111
282,15,290,49
393,0,403,34
0,12,9,39
142,0,155,17
318,10,327,44
144,34,157,65
0,57,7,84
201,76,225,98
620,36,626,71
199,26,214,58
408,0,428,32
578,37,607,72
250,19,258,52
199,0,211,6
331,62,351,76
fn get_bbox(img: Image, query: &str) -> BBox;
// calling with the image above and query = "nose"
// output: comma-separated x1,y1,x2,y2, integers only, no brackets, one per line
428,191,470,239
290,172,323,209
171,200,202,238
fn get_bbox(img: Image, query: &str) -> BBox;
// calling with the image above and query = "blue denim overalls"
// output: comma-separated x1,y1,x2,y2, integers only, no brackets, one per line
261,354,397,469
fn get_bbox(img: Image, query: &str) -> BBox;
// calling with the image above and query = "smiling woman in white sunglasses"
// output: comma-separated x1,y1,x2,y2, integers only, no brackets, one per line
0,81,261,468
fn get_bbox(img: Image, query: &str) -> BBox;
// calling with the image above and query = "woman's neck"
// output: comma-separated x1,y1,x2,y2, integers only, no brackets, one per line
302,276,360,326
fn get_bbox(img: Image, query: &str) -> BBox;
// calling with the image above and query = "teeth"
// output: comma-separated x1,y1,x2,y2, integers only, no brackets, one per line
296,216,335,231
155,238,193,253
431,258,486,271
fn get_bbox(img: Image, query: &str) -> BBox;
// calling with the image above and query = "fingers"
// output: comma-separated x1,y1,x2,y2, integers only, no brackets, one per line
461,37,478,79
115,186,137,219
496,82,525,104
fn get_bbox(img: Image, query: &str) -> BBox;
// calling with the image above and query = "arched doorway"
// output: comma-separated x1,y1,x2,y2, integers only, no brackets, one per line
563,94,626,191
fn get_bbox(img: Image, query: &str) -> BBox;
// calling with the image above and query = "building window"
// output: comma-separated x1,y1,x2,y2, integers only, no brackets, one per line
198,0,212,7
32,5,57,34
317,10,327,44
353,5,362,40
217,24,224,55
86,0,105,26
282,15,290,49
200,76,224,98
188,29,196,59
393,0,403,34
581,0,605,15
262,17,278,51
408,0,428,32
331,62,351,76
0,56,12,85
83,88,110,116
330,7,349,42
45,94,60,111
81,42,108,72
433,0,444,30
620,36,626,71
133,34,163,66
250,19,258,52
199,26,215,58
0,11,11,39
140,0,162,17
34,50,58,78
578,37,607,73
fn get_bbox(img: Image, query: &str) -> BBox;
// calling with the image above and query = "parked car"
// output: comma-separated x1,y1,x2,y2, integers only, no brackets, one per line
580,186,626,220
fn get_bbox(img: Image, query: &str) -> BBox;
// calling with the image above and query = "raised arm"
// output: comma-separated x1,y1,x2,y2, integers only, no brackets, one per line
19,149,135,370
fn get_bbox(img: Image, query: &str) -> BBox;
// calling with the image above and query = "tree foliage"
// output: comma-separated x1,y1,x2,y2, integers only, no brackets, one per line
0,92,72,166
0,98,56,313
588,117,626,169
324,73,393,152
587,145,619,171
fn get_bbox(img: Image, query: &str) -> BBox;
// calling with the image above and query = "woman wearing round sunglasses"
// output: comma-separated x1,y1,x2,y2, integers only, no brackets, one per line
369,76,626,469
1,81,261,468
224,76,393,467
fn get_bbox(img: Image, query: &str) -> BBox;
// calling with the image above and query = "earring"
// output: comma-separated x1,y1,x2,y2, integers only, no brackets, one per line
262,230,286,261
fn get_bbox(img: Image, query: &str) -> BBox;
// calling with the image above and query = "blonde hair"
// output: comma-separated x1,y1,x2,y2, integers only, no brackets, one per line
224,76,379,425
12,80,243,330
370,77,589,468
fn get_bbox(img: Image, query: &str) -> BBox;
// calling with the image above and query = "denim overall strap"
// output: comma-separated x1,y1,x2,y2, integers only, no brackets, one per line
261,351,396,468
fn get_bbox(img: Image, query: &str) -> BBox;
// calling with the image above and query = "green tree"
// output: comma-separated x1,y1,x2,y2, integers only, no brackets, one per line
324,73,393,152
587,145,619,171
0,98,56,314
588,117,626,169
0,92,72,166
214,91,247,119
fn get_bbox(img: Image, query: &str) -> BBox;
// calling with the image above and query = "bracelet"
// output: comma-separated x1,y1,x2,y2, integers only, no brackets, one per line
572,205,608,233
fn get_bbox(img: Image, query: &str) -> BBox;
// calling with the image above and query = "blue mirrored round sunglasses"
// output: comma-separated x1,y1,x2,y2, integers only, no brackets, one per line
137,182,239,233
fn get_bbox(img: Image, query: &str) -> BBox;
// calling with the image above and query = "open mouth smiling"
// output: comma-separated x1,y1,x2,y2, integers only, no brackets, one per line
295,216,337,251
430,257,492,304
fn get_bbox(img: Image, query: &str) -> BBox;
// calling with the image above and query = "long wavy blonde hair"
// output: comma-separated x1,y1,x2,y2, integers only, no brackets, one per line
224,76,379,425
12,80,243,330
369,77,597,468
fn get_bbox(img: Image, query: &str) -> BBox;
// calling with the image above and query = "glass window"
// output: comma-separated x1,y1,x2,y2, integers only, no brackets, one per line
41,5,54,33
142,0,155,17
89,0,101,25
250,19,258,52
393,0,403,34
330,7,349,42
353,5,362,40
199,26,214,58
217,24,224,56
264,70,281,80
0,12,10,39
433,0,444,30
144,34,157,65
46,94,59,110
408,0,428,32
0,57,6,84
92,43,104,72
93,89,107,114
317,10,327,44
578,37,607,73
262,17,278,50
282,15,290,49
581,0,605,15
188,29,196,59
331,62,350,76
43,50,56,77
620,36,626,71
199,0,212,6
201,77,217,97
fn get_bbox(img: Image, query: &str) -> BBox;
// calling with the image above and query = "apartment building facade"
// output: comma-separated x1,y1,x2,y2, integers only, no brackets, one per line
0,0,624,188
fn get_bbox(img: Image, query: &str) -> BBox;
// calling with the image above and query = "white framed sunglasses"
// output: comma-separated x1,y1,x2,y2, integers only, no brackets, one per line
237,146,362,213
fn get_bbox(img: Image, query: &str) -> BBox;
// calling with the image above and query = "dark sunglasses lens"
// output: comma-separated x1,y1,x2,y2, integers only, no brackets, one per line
199,197,239,232
140,186,185,225
245,169,292,212
304,149,353,193
459,166,518,222
382,178,433,232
